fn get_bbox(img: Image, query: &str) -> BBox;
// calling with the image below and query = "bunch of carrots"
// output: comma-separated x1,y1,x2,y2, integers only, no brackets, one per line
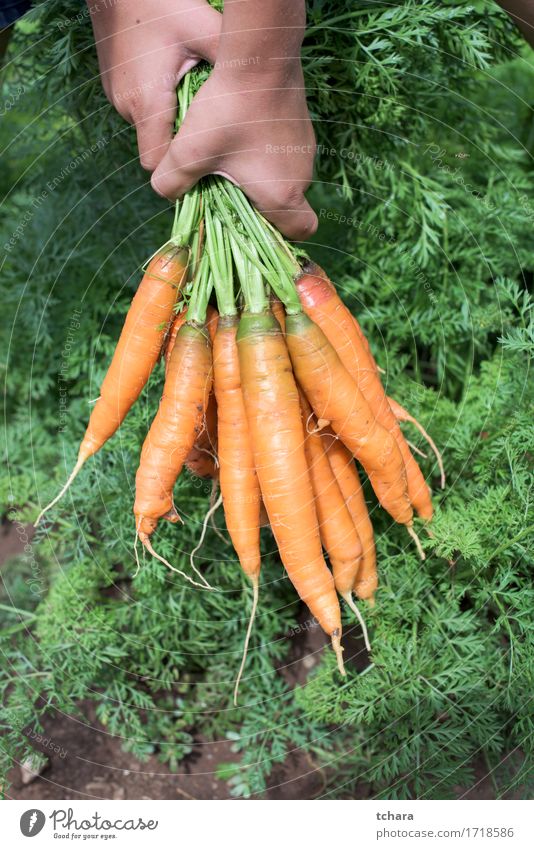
36,75,444,702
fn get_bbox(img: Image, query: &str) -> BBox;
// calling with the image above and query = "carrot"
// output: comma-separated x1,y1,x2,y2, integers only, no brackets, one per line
270,296,286,331
299,261,379,366
296,262,433,521
237,310,345,673
164,309,188,371
213,314,263,700
387,396,446,490
166,307,219,480
300,395,362,595
321,430,378,604
300,396,372,650
206,208,267,698
285,311,413,528
134,320,213,583
214,315,261,580
185,392,218,480
206,304,219,342
165,305,218,371
36,246,189,526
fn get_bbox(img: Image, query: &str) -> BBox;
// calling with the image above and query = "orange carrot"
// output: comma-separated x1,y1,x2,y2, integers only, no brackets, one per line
84,248,188,460
213,314,263,701
134,321,212,549
237,310,345,673
214,315,261,582
300,395,362,597
296,263,433,521
300,261,380,371
36,246,189,525
206,305,219,343
285,312,413,528
164,309,188,371
322,430,377,603
270,296,286,331
165,305,218,371
185,392,219,480
166,308,219,481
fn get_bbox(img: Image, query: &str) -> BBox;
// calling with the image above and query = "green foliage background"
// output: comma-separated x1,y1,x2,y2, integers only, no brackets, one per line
1,0,532,798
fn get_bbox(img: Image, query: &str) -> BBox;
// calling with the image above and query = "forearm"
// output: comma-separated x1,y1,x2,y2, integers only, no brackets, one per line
217,0,306,79
496,0,534,47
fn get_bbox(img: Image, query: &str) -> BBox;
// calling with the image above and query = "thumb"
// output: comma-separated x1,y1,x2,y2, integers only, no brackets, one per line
135,89,178,172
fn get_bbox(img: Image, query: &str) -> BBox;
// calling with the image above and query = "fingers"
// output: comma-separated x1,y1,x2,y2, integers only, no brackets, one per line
151,133,215,199
258,192,318,242
185,2,221,65
243,181,318,242
153,144,318,242
134,89,178,172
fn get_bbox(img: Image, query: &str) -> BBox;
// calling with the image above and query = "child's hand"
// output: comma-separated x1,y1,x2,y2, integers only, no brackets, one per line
151,59,317,241
88,0,221,171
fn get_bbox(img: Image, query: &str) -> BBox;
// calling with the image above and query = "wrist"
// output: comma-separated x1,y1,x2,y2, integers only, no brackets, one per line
215,0,305,85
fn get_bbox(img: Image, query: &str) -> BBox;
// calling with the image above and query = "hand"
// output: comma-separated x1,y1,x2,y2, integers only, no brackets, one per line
88,0,221,171
151,60,317,241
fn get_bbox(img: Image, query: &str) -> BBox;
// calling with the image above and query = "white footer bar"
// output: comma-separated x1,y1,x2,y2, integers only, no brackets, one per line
3,799,532,848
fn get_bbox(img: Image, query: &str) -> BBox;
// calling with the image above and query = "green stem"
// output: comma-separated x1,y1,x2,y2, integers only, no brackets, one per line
177,72,191,128
171,186,201,247
187,253,213,324
221,182,302,313
188,229,201,282
230,233,267,314
488,524,534,562
210,182,271,275
205,204,237,317
223,183,298,276
0,603,36,618
257,209,301,278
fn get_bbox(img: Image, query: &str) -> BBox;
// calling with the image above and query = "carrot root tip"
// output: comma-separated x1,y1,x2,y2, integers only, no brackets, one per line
133,532,142,578
233,574,259,706
407,524,426,561
331,632,346,676
342,592,372,654
34,456,86,527
406,439,427,460
163,506,182,524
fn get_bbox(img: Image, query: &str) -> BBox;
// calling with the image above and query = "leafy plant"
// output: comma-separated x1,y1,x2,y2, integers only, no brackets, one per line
1,0,532,798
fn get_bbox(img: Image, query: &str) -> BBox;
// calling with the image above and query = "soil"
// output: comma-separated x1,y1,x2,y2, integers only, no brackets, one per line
1,520,520,801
